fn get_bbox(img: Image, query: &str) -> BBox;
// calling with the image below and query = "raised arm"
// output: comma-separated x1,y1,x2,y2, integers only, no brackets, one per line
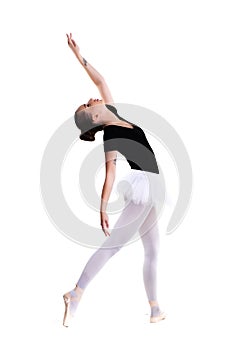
66,33,114,104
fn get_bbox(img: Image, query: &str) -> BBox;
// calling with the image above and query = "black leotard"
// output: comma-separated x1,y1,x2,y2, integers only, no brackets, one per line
103,104,159,174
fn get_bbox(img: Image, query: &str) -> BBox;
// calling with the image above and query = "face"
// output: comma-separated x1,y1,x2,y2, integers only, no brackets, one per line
76,98,104,113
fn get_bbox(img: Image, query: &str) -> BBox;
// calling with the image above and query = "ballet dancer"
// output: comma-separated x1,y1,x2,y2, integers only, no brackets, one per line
63,33,166,326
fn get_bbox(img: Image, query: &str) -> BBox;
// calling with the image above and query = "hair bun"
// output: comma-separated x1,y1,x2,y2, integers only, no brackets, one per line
80,130,95,141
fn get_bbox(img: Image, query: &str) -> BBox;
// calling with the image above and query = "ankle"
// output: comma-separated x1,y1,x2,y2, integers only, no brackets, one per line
149,300,159,307
74,284,84,295
149,300,162,318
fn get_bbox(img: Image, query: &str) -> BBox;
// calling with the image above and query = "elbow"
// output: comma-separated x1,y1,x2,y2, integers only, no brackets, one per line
96,77,105,87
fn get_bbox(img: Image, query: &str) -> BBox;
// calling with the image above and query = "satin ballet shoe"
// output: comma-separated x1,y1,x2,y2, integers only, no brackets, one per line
149,300,167,323
63,286,84,327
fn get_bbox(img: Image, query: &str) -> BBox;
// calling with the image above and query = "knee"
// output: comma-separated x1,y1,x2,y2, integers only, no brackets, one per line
107,246,122,257
144,246,159,261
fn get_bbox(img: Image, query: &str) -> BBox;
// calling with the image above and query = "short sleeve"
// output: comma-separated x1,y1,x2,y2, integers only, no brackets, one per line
103,128,119,153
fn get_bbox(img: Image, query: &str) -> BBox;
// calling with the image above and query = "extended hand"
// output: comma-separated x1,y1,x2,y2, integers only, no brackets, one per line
66,33,80,54
100,212,110,237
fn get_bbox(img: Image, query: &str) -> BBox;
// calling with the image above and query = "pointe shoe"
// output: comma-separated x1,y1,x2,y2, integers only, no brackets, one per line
63,286,83,327
149,300,167,323
63,292,73,327
150,312,167,323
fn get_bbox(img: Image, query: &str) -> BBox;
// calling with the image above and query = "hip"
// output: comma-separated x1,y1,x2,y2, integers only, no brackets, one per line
114,168,165,206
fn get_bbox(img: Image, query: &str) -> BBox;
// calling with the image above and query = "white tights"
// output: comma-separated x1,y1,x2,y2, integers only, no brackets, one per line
77,201,160,303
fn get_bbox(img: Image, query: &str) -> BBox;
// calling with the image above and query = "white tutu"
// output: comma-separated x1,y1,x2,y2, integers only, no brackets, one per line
115,169,166,207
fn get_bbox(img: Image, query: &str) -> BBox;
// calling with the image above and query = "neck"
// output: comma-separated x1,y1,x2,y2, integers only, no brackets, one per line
102,109,120,127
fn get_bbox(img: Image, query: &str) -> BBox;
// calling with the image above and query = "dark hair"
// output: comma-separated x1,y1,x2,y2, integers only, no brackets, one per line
74,109,103,141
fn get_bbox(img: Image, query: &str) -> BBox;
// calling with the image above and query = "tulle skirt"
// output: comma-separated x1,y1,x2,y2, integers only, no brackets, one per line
115,169,166,207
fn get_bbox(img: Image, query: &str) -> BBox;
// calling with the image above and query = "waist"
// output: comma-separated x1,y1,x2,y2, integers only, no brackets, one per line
125,169,159,177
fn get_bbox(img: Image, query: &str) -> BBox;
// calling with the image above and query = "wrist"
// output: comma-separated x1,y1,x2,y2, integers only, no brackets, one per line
74,49,81,59
100,199,108,213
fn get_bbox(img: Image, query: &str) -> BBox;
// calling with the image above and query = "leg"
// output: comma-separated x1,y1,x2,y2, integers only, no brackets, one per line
77,201,154,289
139,205,166,322
63,201,153,326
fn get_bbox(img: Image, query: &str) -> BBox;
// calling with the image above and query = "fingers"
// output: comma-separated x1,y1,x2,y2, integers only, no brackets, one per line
66,33,72,43
66,33,70,44
104,229,110,237
71,39,76,47
101,220,110,236
100,213,110,236
66,33,78,50
103,224,110,236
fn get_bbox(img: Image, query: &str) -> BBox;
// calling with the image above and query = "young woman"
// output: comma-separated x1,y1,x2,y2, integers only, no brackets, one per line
63,33,166,326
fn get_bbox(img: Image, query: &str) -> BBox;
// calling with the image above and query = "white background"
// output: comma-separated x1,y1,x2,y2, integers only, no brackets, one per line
1,0,233,348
